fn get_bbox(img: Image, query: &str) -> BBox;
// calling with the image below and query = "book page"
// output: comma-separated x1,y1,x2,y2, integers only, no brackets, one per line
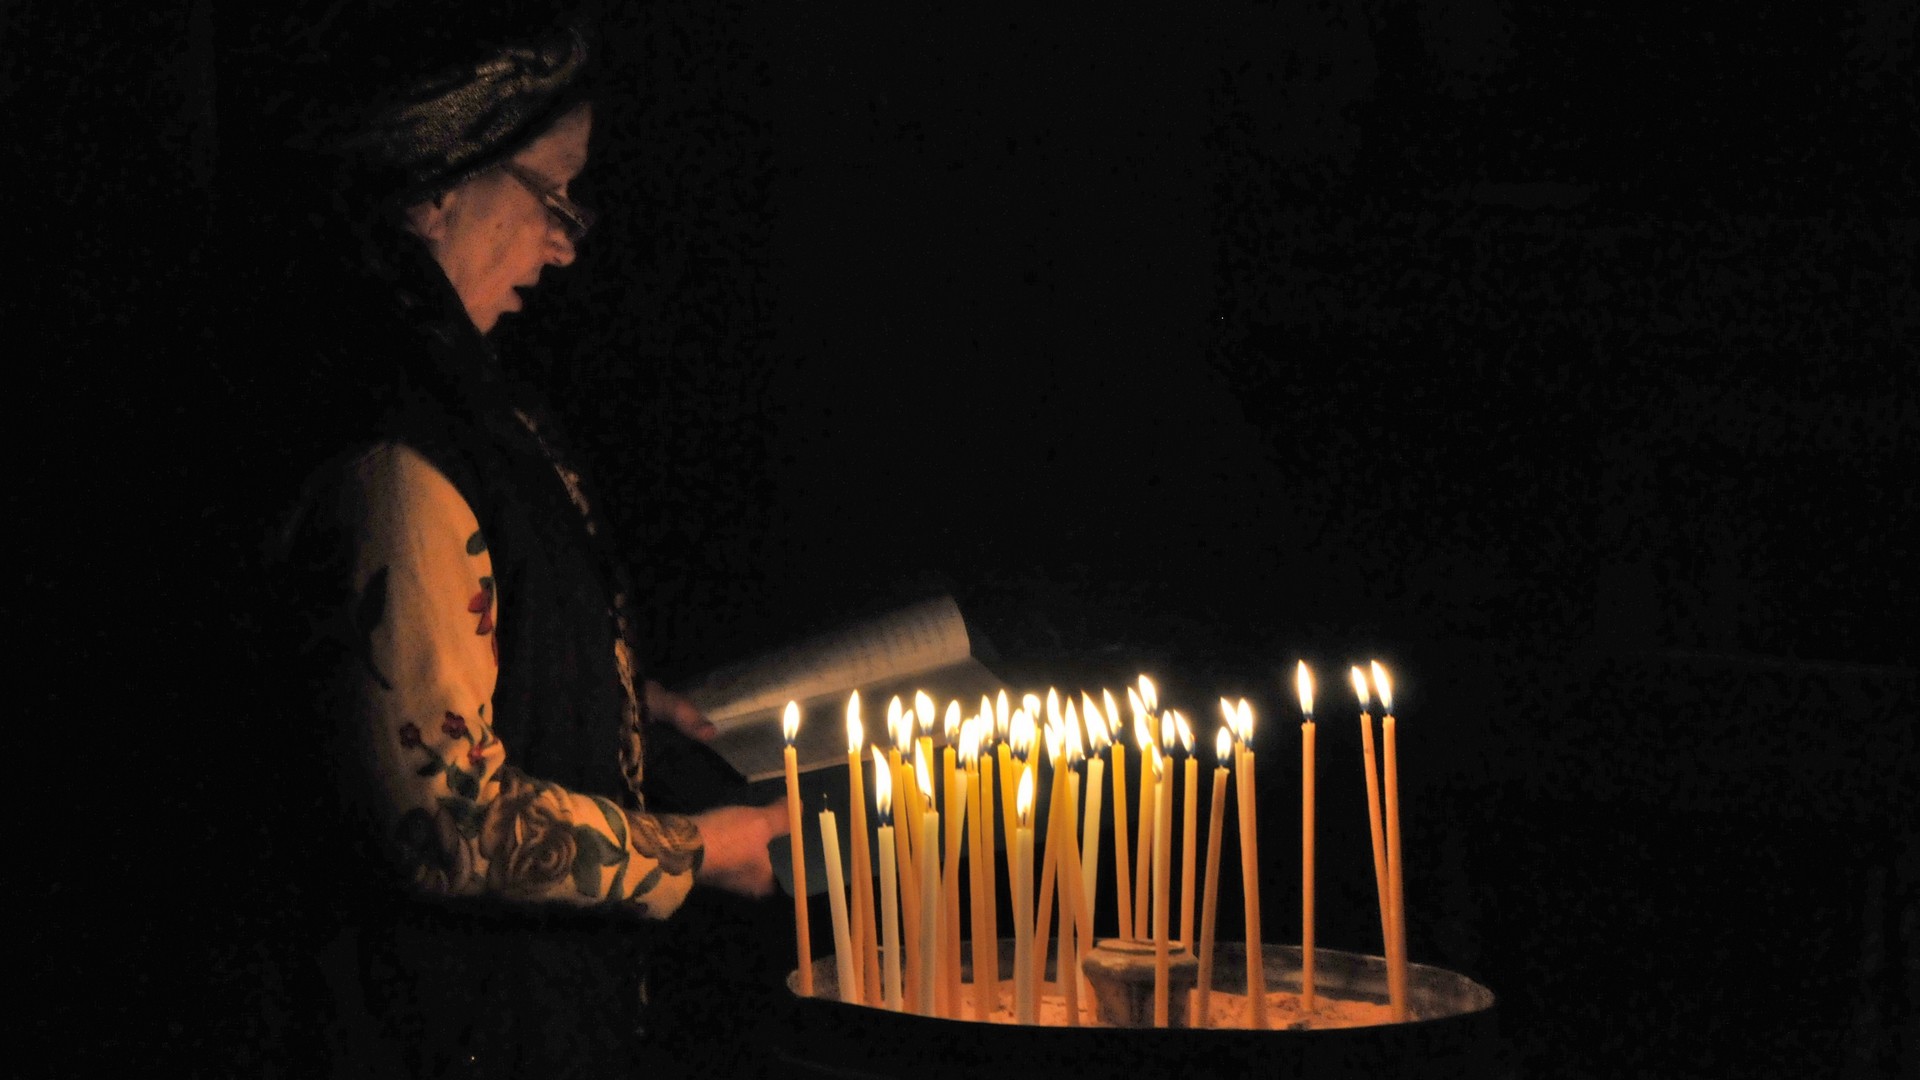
686,594,974,729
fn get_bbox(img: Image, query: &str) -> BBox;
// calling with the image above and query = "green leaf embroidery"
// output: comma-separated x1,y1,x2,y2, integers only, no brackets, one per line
571,827,622,896
632,865,663,899
438,796,485,835
591,796,630,850
466,530,487,556
416,760,444,778
445,765,479,800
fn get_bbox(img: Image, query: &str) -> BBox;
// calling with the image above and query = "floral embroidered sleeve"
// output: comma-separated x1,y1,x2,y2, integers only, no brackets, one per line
339,443,702,918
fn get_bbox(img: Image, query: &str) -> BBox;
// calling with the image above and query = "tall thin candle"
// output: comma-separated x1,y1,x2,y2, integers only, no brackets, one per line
1353,667,1392,983
782,703,811,997
1235,698,1268,1029
1374,660,1407,1022
846,693,878,1005
1194,726,1231,1027
915,747,940,1017
873,749,902,1011
1152,743,1172,1026
1177,712,1198,956
1013,767,1036,1024
819,806,856,1002
1131,691,1156,940
1079,694,1108,941
1296,662,1317,1012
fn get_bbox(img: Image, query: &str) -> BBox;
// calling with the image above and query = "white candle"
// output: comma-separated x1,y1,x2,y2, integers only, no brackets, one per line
782,703,811,997
874,747,901,1011
819,808,857,1002
1079,694,1108,940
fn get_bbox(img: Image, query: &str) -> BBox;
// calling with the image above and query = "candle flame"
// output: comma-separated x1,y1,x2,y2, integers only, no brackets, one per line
1216,725,1232,762
1046,687,1061,731
1044,722,1063,767
1296,661,1315,721
1017,768,1034,825
1065,701,1084,759
961,718,981,768
1370,661,1393,715
944,699,961,742
1101,689,1122,743
888,695,907,751
1133,707,1153,753
782,701,800,745
1160,711,1175,752
915,744,934,800
996,690,1011,741
979,696,995,740
1350,666,1371,709
1138,674,1158,714
1011,709,1036,761
1175,711,1194,753
1022,693,1042,728
1082,695,1111,752
1149,742,1165,779
1237,698,1255,748
873,747,893,822
1127,686,1146,725
846,691,864,752
915,691,935,735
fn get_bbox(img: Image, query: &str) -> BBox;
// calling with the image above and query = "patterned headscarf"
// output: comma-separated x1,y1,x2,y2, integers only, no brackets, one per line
324,19,590,209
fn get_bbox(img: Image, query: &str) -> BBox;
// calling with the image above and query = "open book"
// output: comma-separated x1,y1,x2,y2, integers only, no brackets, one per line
687,594,1009,782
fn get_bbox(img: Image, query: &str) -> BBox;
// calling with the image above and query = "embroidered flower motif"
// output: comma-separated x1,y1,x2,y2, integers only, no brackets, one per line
468,743,488,769
468,577,496,636
398,722,423,749
396,804,476,895
478,772,578,898
442,711,471,740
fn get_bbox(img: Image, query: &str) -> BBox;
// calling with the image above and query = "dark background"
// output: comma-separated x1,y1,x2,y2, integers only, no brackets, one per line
20,0,1913,1076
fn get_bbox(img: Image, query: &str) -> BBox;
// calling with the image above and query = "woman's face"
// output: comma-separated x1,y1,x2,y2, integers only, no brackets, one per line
407,104,592,334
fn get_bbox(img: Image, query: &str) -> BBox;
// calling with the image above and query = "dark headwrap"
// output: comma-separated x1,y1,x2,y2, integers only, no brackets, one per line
294,15,592,213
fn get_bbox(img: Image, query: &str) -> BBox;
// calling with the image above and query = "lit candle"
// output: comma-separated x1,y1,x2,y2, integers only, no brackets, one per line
1152,742,1172,1026
1107,688,1134,943
1235,697,1267,1029
1374,660,1407,1022
1130,684,1156,940
965,719,993,1020
1060,714,1086,1025
888,696,920,1011
916,746,940,1017
1177,711,1197,959
782,702,812,997
820,805,856,1001
874,748,902,1010
1296,661,1317,1012
1079,694,1108,942
1031,718,1066,994
1014,767,1036,1024
978,713,999,1010
847,693,878,1005
1353,667,1392,1004
1194,725,1232,1027
942,702,966,1018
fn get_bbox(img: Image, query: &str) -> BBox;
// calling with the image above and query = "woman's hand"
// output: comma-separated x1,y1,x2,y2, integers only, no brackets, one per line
690,801,791,898
645,679,717,742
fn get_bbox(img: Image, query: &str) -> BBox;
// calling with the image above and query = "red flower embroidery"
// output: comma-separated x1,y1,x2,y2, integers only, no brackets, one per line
398,722,423,749
442,712,470,740
468,578,496,636
468,744,488,769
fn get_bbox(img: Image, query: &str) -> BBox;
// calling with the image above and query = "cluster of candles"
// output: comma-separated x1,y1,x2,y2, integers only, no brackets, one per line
781,661,1411,1027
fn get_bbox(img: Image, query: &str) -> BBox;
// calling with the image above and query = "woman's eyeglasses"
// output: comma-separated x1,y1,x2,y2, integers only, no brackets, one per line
499,161,596,244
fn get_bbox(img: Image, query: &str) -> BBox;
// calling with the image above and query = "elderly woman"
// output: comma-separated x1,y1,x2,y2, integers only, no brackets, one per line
246,12,789,1077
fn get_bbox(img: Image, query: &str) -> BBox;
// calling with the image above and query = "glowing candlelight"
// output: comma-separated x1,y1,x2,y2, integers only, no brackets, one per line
1353,666,1392,1007
1032,716,1066,994
964,719,992,1020
1079,693,1109,941
782,702,811,996
847,693,878,1004
1014,767,1036,1024
1106,688,1133,942
1194,725,1232,1027
1297,661,1317,1012
916,746,939,1016
1176,711,1198,961
819,804,856,1002
1152,743,1172,1026
942,704,966,1017
874,748,902,1010
1130,687,1156,940
1374,660,1407,1022
1235,697,1267,1029
887,695,920,1012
